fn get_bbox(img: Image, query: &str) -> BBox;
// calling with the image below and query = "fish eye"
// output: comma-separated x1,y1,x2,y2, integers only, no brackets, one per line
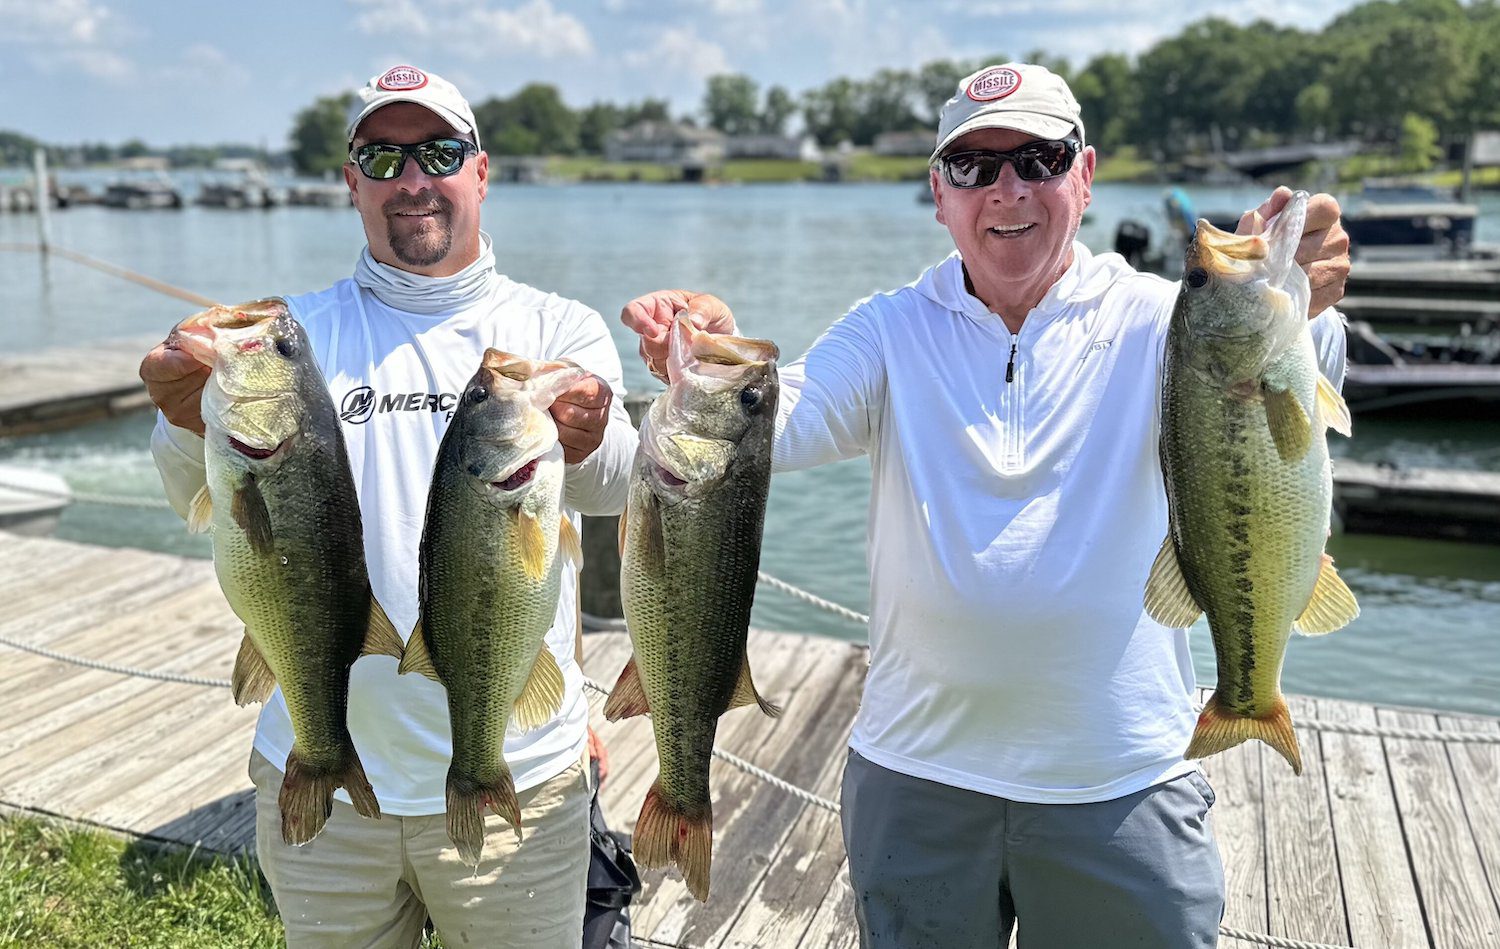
467,386,488,404
1185,267,1210,289
739,386,763,411
275,337,299,359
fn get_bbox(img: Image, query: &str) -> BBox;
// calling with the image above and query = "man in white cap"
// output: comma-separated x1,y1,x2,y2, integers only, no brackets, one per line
621,63,1351,947
140,64,636,947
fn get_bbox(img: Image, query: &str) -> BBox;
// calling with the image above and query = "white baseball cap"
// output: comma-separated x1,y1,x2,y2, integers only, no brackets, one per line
931,63,1085,162
346,65,480,151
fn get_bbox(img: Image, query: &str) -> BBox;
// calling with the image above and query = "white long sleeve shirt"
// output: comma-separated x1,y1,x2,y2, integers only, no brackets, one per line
151,246,635,814
774,245,1347,803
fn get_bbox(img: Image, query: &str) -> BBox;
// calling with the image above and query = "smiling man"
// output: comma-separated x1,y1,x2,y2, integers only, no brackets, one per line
139,65,636,948
622,63,1351,948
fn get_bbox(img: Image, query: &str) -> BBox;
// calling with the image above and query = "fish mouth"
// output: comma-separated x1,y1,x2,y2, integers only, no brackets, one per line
655,463,688,488
492,457,540,492
228,435,285,460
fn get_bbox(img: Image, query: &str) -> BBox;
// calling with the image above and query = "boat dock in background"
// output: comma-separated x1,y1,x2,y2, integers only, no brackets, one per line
0,532,1498,949
0,335,162,437
1334,460,1500,544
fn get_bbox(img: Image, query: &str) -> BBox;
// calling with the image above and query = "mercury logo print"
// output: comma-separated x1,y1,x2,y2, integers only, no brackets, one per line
339,386,461,424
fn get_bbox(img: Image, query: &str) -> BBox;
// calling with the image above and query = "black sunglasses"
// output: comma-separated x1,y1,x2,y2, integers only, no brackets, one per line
350,138,477,180
939,139,1081,188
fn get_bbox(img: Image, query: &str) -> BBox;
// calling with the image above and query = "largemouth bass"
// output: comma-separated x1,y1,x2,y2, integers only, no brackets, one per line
605,312,780,901
397,349,585,867
175,299,402,844
1146,192,1359,775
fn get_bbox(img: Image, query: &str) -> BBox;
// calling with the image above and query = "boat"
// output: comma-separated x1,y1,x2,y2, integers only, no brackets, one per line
1342,179,1478,262
102,176,183,210
0,465,70,537
1343,320,1500,414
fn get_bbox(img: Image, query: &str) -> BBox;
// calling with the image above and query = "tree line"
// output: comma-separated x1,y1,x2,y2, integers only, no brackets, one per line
6,0,1497,176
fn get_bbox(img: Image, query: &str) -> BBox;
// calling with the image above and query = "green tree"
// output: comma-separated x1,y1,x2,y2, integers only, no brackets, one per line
802,78,860,145
0,130,44,166
760,86,796,135
118,139,151,159
1397,112,1441,171
290,92,356,176
705,74,761,136
917,59,975,123
1071,53,1136,152
578,102,623,154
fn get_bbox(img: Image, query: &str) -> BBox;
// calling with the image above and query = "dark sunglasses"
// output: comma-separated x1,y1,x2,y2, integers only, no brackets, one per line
939,139,1081,188
350,138,477,180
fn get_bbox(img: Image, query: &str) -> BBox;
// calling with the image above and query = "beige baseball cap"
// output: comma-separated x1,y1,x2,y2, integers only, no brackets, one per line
931,63,1085,162
346,65,480,151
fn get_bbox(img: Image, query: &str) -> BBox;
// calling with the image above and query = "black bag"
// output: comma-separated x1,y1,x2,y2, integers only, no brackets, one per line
582,780,641,949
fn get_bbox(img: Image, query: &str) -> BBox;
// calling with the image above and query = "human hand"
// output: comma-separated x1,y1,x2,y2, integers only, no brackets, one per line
1238,186,1350,318
587,725,609,788
619,290,736,383
549,371,614,464
139,337,209,435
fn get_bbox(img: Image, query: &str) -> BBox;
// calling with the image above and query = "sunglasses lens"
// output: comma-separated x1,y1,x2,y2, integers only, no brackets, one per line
945,153,996,188
416,140,467,175
359,146,405,180
1015,142,1073,180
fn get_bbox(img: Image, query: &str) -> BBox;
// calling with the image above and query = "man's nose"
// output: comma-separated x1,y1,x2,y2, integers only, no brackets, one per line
395,154,434,192
987,161,1028,202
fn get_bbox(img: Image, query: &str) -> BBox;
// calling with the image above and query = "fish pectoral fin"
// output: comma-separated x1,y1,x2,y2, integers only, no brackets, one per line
1263,385,1312,462
1294,553,1360,635
230,632,276,706
602,655,651,721
515,509,548,581
187,484,214,533
361,597,405,659
728,656,782,718
616,501,629,557
558,515,582,569
232,474,275,556
513,647,565,732
396,621,442,682
1143,535,1203,628
1316,373,1352,437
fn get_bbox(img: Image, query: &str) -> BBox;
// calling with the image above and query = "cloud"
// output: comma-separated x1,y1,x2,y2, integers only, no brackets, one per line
162,43,252,88
622,26,731,83
353,0,594,58
0,0,121,45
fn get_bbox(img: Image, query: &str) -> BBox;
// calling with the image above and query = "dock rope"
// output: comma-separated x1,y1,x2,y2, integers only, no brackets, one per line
0,242,220,308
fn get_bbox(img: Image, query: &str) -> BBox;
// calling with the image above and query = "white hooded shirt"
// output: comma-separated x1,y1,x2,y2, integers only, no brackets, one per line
771,244,1347,803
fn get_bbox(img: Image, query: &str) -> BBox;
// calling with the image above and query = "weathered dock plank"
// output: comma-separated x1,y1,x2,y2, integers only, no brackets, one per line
1340,294,1500,330
1317,697,1429,948
1380,707,1500,948
0,334,161,436
4,532,1500,947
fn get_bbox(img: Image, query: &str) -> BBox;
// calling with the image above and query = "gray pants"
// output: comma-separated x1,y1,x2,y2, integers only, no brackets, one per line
840,750,1224,949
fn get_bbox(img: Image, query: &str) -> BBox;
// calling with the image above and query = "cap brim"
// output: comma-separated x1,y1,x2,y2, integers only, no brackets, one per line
930,112,1078,162
346,98,477,149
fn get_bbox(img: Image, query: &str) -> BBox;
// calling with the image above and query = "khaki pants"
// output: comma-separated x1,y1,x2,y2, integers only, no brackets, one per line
250,749,590,949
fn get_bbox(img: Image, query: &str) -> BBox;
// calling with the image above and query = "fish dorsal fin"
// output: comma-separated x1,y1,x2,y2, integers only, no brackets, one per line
1294,553,1360,635
396,620,442,682
231,632,276,706
602,655,650,721
1144,535,1203,628
513,647,565,732
1317,374,1352,437
516,509,548,581
728,656,782,717
558,515,582,568
187,484,214,533
1264,387,1312,462
361,597,405,659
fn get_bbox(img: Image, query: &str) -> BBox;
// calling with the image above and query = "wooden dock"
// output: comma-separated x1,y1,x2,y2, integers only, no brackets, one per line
0,335,160,436
1341,295,1500,332
1335,460,1500,544
1348,259,1500,303
1343,362,1500,414
2,533,1499,947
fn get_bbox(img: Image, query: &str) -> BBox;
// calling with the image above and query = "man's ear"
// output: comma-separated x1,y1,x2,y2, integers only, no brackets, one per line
930,167,945,226
343,162,359,199
476,151,490,201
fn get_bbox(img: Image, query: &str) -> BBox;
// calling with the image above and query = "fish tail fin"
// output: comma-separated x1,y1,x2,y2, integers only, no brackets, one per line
1186,692,1302,775
278,745,381,845
634,780,713,901
446,768,521,868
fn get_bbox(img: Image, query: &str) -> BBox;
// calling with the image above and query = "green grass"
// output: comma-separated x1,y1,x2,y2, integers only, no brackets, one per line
1092,146,1157,183
542,156,676,182
0,814,282,947
0,814,455,949
717,158,822,182
845,153,930,181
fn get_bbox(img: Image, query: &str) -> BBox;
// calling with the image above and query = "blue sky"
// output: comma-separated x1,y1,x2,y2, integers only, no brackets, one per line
0,0,1366,148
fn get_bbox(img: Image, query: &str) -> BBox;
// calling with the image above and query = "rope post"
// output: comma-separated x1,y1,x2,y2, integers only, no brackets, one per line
32,148,52,257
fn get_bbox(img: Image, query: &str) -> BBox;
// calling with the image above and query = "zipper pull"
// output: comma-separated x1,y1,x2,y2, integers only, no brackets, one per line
1005,339,1018,384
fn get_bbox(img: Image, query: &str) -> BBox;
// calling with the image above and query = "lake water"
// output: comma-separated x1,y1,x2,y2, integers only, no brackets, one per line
2,181,1498,716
